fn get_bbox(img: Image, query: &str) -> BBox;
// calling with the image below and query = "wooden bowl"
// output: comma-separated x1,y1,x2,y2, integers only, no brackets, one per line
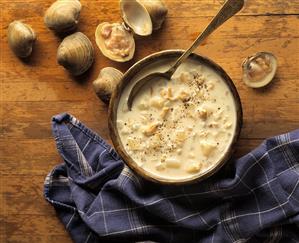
108,50,243,185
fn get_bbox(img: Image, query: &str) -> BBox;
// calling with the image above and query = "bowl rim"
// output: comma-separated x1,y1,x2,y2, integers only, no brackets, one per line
108,49,243,185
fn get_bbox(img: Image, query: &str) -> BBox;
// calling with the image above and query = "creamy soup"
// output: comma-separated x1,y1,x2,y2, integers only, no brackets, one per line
117,58,237,180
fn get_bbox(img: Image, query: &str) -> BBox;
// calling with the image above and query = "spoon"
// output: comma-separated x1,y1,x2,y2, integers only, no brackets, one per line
127,0,244,110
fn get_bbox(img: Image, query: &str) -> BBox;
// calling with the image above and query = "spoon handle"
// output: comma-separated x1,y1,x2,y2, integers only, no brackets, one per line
166,0,244,77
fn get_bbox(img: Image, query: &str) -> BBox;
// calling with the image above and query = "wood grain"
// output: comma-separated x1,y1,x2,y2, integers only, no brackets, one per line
1,0,298,242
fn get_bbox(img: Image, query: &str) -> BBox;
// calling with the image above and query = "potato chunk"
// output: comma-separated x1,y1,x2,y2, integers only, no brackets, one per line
137,101,149,110
160,87,173,100
143,122,160,136
179,72,191,83
175,130,188,143
165,158,181,168
160,107,170,119
148,133,162,149
200,141,217,156
224,122,232,129
151,96,165,109
126,137,141,151
197,108,208,120
206,81,215,91
156,162,166,171
177,91,190,101
185,162,202,173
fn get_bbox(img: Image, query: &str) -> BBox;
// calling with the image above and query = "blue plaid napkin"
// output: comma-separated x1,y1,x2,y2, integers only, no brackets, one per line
44,113,299,243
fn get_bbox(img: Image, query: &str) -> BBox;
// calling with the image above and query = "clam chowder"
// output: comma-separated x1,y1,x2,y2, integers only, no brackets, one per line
117,59,237,180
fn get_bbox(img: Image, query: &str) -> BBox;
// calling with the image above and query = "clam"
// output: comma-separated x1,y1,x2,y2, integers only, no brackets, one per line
138,0,168,30
57,32,94,76
95,23,135,62
93,67,124,104
120,0,153,36
95,0,153,62
242,52,278,88
44,0,81,33
8,21,36,58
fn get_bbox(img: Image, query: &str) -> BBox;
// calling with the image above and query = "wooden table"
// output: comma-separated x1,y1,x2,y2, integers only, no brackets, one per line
1,0,298,242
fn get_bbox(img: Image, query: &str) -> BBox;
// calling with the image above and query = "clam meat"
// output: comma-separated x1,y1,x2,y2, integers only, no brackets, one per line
242,52,278,88
95,0,155,62
95,23,135,62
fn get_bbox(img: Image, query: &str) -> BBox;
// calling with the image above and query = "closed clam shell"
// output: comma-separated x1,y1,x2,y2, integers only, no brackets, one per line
57,32,94,76
137,0,168,30
95,22,135,62
120,0,153,36
44,0,81,33
93,67,124,104
8,20,36,58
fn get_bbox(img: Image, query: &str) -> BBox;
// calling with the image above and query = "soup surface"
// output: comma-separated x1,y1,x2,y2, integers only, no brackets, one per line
117,58,237,180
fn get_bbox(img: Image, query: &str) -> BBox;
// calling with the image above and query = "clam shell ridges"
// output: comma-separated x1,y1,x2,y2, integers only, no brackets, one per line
8,21,36,58
57,32,94,76
44,0,81,33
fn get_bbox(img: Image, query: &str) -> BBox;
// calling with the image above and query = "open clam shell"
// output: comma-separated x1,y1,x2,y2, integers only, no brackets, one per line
95,22,135,62
120,0,153,36
57,32,94,76
242,52,278,88
95,0,155,62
